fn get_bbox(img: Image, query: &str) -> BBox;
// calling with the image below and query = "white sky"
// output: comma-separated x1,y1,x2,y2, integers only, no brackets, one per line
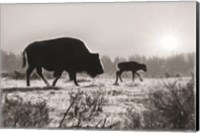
0,2,196,59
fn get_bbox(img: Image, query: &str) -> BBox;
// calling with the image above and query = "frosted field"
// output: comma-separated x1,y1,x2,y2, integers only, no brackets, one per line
1,76,191,128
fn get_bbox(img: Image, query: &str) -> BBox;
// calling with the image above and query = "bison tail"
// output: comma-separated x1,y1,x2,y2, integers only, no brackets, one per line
22,49,26,68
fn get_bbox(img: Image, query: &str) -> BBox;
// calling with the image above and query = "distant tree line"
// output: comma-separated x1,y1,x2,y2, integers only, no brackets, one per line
101,53,195,78
1,50,23,72
0,49,195,78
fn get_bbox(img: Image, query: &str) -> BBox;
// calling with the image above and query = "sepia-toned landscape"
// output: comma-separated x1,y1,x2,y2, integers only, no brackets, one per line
0,51,196,130
0,1,197,131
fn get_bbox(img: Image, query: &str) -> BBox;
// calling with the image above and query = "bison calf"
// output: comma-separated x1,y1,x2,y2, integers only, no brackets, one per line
115,61,147,84
22,37,104,86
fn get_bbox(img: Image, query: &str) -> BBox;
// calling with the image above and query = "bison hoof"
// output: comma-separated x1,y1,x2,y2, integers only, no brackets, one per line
113,82,119,86
75,83,79,86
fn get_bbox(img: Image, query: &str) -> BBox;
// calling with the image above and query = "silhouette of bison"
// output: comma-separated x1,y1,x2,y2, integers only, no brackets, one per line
115,61,147,84
22,37,104,86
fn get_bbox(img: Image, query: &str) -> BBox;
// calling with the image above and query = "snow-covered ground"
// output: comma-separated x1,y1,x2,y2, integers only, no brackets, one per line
1,76,191,128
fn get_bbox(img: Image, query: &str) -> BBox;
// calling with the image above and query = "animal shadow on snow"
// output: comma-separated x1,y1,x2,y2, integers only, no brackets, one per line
113,82,140,87
2,86,61,93
64,78,91,83
126,82,140,87
82,83,105,88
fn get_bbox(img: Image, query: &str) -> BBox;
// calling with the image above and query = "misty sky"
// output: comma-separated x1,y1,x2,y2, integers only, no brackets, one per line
1,2,196,59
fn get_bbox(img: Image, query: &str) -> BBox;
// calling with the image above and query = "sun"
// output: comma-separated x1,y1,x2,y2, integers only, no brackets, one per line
161,35,179,51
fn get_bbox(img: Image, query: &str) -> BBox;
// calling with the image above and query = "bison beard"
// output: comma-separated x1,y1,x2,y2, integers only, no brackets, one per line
22,37,104,86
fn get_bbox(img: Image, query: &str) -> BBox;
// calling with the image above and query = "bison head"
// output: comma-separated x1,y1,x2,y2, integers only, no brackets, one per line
141,64,147,72
84,53,104,78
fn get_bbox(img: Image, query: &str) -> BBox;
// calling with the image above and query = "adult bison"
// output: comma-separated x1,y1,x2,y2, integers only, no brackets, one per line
115,61,147,84
22,37,104,86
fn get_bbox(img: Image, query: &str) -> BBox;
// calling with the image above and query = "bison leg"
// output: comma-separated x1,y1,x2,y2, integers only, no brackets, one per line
70,72,79,86
26,66,34,86
74,75,79,86
132,72,135,82
136,72,143,82
69,73,73,81
115,71,119,84
36,67,50,87
52,71,63,86
118,70,123,82
115,70,123,84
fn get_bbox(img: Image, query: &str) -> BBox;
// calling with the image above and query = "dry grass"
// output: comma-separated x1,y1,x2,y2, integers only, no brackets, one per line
2,93,50,128
124,78,195,130
59,90,108,128
1,76,195,130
